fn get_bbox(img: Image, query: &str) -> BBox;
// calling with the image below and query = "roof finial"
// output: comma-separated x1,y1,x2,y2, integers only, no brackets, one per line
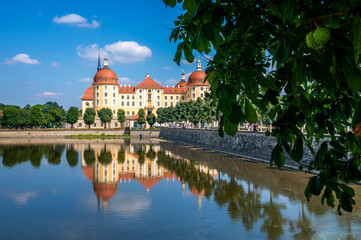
103,52,109,69
197,56,202,71
97,49,101,72
181,69,185,81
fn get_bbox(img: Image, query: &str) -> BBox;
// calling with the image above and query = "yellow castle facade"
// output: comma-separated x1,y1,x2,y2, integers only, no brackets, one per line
78,55,210,128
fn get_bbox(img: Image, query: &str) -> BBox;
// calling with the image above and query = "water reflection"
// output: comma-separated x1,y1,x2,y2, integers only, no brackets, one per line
0,140,361,239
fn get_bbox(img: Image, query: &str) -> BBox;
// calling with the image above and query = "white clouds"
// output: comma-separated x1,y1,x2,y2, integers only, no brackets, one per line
4,191,37,205
53,14,100,28
76,41,152,64
78,77,92,83
5,54,40,65
165,78,177,86
50,61,59,67
36,92,63,99
118,77,132,85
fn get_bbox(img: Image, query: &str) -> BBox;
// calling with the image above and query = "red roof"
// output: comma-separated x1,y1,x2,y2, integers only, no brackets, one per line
163,87,187,94
188,70,210,86
93,68,118,86
81,84,93,100
175,80,188,88
164,171,178,179
82,166,93,183
130,114,147,121
93,182,118,200
189,186,205,196
119,86,135,94
135,76,163,89
137,177,163,191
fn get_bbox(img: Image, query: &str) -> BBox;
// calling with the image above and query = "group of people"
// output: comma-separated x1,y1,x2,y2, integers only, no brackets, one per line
244,122,260,132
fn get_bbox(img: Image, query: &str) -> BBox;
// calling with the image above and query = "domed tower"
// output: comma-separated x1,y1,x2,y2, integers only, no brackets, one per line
175,70,187,88
186,59,210,101
93,53,119,116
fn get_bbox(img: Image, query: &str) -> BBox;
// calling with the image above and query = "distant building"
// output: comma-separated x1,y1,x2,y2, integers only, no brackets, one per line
78,54,210,128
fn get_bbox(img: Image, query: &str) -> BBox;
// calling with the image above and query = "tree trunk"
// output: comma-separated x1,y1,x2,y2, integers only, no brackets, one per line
104,123,106,129
88,125,91,129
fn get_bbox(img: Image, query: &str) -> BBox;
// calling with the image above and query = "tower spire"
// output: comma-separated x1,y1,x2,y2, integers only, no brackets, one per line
97,50,101,72
103,52,109,69
197,56,202,71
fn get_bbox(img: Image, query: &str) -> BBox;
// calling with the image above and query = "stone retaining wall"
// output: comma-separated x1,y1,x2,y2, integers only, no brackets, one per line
0,129,159,138
159,128,322,170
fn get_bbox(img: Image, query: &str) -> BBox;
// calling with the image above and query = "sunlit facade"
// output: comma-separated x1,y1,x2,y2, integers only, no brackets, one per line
78,54,210,128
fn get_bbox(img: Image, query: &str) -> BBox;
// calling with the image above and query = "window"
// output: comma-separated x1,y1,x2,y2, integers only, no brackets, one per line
97,93,99,97
148,94,151,100
170,96,173,100
201,94,203,98
105,93,108,97
127,95,130,99
115,122,118,127
79,123,82,127
176,96,179,100
121,95,124,99
201,87,204,91
127,102,129,106
127,111,129,115
105,99,108,105
171,102,173,107
105,78,108,82
182,96,185,100
96,78,99,82
132,111,135,115
165,96,167,100
94,123,96,127
193,80,195,83
157,102,160,106
113,86,116,90
193,94,195,98
105,86,108,90
139,102,142,106
165,102,168,106
148,90,151,93
113,79,115,83
113,110,115,114
157,96,160,100
113,93,115,97
193,87,195,91
97,99,99,105
97,86,99,90
139,96,142,99
140,90,142,93
113,99,116,105
121,102,124,106
132,95,135,99
132,102,135,106
157,90,160,93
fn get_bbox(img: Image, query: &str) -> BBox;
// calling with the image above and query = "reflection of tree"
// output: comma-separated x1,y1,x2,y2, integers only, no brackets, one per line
84,146,95,166
260,190,287,240
45,145,65,165
292,201,314,240
117,150,125,163
29,147,42,168
146,145,156,160
98,150,112,166
137,149,145,165
66,145,78,167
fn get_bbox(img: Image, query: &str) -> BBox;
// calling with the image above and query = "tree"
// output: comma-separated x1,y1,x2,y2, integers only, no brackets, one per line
84,108,96,129
165,0,361,213
66,107,79,128
146,113,156,128
49,109,62,128
98,108,113,129
1,107,19,128
66,147,78,167
156,108,167,125
137,109,146,128
30,106,43,128
117,109,126,126
18,109,30,129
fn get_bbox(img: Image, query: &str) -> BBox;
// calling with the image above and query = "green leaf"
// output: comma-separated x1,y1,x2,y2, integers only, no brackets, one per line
182,0,197,11
224,115,238,136
352,16,361,65
309,59,338,90
245,99,257,123
163,0,176,7
271,144,285,168
182,42,194,63
291,135,303,163
192,31,209,53
306,176,324,197
314,142,328,169
352,98,361,129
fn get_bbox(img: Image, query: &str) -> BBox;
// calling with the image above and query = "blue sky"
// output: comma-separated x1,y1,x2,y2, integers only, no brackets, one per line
0,0,205,109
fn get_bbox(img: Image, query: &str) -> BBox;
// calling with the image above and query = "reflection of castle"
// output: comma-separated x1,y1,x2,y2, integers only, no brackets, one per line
80,143,217,210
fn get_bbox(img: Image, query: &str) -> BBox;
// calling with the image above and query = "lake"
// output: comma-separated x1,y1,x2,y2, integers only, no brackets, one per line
0,138,360,240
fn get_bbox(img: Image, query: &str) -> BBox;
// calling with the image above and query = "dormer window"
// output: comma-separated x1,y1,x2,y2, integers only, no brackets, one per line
152,84,154,86
105,78,108,82
143,84,146,86
176,90,178,92
170,89,172,92
101,74,103,77
112,78,115,82
96,78,99,82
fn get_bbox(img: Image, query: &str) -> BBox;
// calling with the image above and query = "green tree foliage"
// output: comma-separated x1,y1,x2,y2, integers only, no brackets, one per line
84,148,96,166
164,0,361,213
66,106,79,128
49,109,62,128
137,109,146,127
84,108,96,129
18,109,30,129
98,108,113,129
146,113,156,127
117,109,126,126
30,106,43,128
156,108,167,125
98,150,112,166
1,107,20,128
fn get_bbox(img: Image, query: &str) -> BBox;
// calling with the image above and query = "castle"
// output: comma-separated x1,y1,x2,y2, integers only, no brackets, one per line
79,54,209,128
